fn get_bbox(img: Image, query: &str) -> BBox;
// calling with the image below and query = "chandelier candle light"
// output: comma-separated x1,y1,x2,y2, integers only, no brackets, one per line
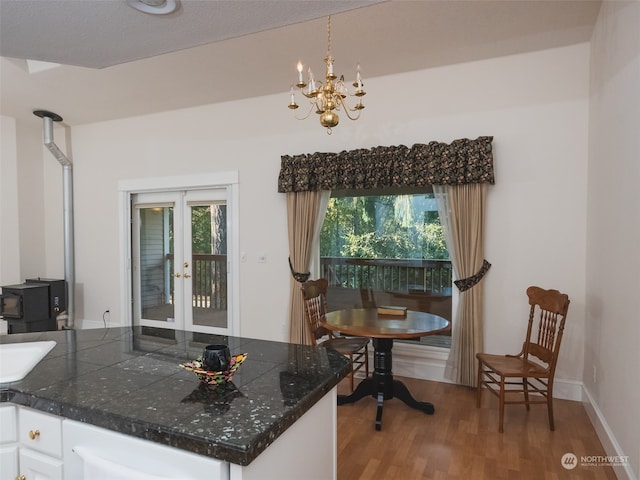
288,16,365,134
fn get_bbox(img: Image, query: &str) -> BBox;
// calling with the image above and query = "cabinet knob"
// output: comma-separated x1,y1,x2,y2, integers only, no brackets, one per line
28,429,40,440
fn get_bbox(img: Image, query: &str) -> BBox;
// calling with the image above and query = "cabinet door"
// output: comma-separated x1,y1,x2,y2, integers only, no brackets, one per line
18,407,63,458
0,405,16,442
19,448,64,480
0,445,18,478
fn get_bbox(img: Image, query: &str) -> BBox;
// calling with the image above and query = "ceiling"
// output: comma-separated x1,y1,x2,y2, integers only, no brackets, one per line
0,0,601,126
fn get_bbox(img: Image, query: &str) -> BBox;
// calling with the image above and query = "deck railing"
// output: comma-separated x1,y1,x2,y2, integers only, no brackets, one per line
319,257,453,294
191,254,227,309
320,257,454,337
167,255,452,316
166,253,227,309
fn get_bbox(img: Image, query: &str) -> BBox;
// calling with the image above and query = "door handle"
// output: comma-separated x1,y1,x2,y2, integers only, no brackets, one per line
174,272,181,278
183,273,191,278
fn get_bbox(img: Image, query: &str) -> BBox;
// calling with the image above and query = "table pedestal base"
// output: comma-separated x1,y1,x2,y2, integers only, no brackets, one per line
337,338,434,430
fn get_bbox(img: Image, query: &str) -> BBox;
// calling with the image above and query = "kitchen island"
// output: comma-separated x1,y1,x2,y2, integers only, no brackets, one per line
0,326,350,479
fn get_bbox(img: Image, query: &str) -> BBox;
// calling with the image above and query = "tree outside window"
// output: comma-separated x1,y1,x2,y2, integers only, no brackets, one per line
319,190,452,347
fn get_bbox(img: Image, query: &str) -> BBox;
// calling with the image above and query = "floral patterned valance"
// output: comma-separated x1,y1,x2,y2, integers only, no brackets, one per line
278,136,494,193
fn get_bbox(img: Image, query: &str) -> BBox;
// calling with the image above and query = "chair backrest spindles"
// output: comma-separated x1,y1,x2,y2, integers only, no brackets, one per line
524,286,570,372
301,279,332,346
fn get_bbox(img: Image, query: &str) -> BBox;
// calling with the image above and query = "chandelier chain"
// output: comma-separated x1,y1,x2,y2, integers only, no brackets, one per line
327,16,332,56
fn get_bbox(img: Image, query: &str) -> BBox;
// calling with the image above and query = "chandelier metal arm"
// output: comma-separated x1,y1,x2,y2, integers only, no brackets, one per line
292,103,317,121
337,96,363,120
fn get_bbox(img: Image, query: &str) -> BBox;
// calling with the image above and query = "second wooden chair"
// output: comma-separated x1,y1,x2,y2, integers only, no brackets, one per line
302,278,369,392
476,286,570,432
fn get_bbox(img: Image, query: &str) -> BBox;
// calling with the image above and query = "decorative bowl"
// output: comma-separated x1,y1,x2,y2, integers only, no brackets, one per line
179,353,247,386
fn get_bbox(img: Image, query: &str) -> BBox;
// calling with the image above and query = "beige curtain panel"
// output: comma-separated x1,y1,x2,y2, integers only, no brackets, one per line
286,191,324,344
438,183,490,387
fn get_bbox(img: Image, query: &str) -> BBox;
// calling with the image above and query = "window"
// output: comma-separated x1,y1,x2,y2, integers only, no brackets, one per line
319,187,452,348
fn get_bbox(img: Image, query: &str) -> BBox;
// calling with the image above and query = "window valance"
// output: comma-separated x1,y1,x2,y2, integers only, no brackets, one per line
278,136,494,193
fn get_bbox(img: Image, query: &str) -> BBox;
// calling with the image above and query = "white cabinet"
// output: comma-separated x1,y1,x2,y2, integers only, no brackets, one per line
18,448,63,480
0,404,18,479
0,405,64,480
63,420,229,480
0,444,18,479
18,407,63,458
16,406,64,480
0,405,17,443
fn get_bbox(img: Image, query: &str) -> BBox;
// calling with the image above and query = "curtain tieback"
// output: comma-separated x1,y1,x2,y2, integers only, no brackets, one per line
454,259,491,292
288,257,310,283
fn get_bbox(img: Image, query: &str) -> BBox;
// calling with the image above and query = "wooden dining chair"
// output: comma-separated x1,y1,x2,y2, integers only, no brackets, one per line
476,286,570,432
301,278,369,392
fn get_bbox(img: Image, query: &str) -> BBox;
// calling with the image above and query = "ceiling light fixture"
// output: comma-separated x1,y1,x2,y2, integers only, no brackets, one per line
126,0,179,15
288,16,365,135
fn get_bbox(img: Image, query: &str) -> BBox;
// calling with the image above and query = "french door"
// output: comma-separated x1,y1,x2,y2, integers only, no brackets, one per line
131,189,229,334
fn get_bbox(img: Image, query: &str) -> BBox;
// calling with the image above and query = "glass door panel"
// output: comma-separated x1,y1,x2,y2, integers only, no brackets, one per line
139,205,175,323
187,203,228,330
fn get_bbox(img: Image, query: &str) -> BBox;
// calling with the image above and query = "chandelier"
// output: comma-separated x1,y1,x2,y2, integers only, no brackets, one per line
288,16,365,134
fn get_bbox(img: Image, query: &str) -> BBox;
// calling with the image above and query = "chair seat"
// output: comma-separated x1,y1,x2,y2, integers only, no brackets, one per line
322,336,370,355
477,353,548,377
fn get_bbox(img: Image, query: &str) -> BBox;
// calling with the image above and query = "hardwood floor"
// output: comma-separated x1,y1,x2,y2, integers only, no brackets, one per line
337,376,617,480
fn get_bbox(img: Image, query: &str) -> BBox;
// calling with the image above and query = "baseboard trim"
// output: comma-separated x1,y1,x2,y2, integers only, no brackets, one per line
390,342,583,400
582,386,637,480
391,342,453,384
77,319,121,329
552,378,583,402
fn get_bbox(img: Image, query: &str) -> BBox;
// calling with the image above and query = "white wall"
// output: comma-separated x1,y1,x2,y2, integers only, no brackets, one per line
0,116,20,286
1,117,45,285
27,43,591,385
17,119,48,280
585,1,640,478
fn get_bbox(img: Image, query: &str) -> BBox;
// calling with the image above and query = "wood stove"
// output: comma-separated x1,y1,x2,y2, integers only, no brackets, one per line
0,278,66,333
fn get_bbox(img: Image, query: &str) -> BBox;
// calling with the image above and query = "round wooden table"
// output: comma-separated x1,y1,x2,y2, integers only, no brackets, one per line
321,308,450,430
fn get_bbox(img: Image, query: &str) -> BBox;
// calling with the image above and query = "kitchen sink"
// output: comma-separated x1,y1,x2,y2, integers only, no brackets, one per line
0,340,56,383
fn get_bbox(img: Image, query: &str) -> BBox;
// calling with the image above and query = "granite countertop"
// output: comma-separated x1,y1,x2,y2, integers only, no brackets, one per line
0,327,350,466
